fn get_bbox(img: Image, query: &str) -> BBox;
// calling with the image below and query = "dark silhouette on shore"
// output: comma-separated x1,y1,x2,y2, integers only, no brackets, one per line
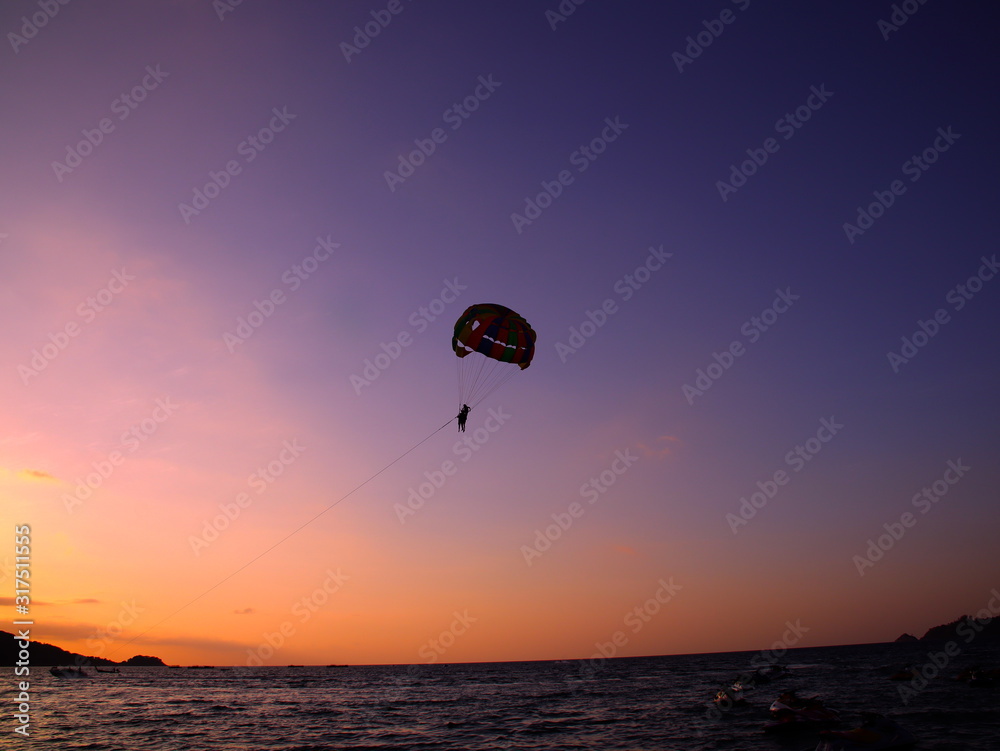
0,630,165,667
895,614,1000,644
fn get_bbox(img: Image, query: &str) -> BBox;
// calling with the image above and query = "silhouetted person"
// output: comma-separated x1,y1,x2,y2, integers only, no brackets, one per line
457,404,470,432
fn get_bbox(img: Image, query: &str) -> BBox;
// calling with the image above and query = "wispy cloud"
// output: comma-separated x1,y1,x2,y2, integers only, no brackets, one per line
18,468,59,483
0,467,57,484
0,597,99,607
637,435,680,458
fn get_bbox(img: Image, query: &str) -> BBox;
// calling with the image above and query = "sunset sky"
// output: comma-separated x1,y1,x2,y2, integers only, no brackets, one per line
2,1,998,667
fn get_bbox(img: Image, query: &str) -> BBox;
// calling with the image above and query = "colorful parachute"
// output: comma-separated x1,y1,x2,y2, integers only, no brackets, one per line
452,303,535,407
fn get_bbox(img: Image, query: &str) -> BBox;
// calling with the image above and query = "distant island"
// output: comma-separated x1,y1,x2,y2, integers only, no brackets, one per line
895,614,1000,644
1,630,165,667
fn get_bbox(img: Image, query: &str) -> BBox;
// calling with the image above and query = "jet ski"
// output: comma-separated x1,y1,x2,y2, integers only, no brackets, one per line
763,691,840,733
713,681,748,707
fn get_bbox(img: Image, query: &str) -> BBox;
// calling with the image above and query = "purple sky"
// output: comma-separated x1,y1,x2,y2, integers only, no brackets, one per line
1,0,998,665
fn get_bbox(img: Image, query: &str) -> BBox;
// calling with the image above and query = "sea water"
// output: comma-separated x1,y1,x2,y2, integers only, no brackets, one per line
6,641,999,749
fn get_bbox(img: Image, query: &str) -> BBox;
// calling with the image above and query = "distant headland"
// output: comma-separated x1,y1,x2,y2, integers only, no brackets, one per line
1,630,165,667
895,614,1000,644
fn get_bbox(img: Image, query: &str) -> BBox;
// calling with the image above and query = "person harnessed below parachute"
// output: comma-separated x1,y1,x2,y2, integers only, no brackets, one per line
456,404,471,432
451,303,535,430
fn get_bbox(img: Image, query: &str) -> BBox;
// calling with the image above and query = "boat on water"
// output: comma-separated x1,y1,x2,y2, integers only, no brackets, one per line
50,666,89,679
94,666,120,674
764,691,840,733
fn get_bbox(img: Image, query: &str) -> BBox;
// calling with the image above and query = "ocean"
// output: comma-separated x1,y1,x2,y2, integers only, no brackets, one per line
7,641,999,750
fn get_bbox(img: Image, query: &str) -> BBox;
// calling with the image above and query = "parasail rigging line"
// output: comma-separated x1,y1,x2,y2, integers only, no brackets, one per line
103,416,456,660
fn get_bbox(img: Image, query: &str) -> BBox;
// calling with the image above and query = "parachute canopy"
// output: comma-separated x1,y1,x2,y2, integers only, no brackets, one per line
452,303,535,407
